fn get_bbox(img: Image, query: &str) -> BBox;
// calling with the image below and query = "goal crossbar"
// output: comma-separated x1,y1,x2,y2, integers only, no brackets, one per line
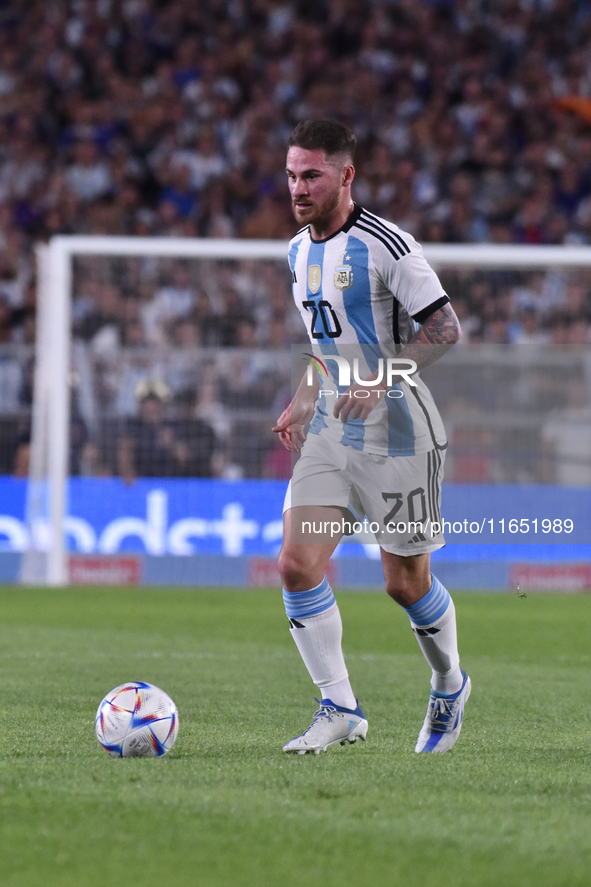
48,234,591,264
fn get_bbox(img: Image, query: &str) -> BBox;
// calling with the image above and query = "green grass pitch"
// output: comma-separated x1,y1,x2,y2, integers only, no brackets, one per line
0,585,590,887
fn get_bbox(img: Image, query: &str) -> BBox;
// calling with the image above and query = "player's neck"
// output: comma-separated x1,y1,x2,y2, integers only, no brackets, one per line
310,200,355,241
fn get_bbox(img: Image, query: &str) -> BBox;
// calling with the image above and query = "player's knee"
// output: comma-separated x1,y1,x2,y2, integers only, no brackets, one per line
385,571,432,607
385,578,417,606
383,554,432,606
278,547,308,589
278,546,323,592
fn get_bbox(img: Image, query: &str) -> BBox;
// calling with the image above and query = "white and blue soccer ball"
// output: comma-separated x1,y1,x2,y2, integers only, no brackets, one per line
95,681,179,757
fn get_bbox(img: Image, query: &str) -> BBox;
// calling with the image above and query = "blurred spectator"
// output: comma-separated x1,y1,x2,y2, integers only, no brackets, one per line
173,388,216,477
66,141,113,202
158,162,199,219
234,316,258,348
141,262,196,346
116,379,214,482
238,194,294,240
170,127,226,194
197,181,236,237
75,283,123,353
509,307,550,345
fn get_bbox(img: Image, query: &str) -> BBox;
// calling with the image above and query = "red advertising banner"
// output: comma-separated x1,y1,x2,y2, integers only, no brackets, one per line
68,555,142,586
509,562,591,591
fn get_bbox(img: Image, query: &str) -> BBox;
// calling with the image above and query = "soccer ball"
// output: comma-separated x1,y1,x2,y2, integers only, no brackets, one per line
95,681,179,757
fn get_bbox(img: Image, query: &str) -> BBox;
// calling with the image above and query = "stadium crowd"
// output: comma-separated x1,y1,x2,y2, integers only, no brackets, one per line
0,0,591,480
1,0,591,347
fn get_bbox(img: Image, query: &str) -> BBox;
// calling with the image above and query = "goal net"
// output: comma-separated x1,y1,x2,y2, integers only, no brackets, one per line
17,237,591,586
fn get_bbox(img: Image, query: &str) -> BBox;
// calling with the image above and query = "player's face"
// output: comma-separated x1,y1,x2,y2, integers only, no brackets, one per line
286,146,353,235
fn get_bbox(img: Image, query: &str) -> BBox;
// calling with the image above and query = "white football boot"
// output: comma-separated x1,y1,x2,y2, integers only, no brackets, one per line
283,699,368,755
415,670,471,753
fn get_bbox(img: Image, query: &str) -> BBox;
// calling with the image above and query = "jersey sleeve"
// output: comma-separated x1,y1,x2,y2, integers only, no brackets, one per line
377,239,449,321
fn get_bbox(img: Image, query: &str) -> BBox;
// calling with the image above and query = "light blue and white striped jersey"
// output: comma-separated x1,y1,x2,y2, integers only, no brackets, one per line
288,205,449,456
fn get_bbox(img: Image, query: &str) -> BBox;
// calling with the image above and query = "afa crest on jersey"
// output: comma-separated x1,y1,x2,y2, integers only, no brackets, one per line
334,254,353,290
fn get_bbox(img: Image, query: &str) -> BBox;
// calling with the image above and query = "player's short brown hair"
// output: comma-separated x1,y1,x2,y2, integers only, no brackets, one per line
288,118,356,162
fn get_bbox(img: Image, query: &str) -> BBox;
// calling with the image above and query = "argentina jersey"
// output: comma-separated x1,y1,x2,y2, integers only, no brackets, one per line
288,205,448,457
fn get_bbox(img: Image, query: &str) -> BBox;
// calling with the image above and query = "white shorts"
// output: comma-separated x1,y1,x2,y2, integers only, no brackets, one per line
283,433,446,556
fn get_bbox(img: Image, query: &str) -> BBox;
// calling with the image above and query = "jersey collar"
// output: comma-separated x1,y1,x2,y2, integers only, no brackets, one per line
309,203,363,244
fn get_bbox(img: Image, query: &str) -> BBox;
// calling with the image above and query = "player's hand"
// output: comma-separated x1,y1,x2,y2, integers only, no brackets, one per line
272,403,308,452
333,385,384,424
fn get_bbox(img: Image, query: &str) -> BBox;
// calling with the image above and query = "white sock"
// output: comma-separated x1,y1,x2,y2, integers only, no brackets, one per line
403,575,463,695
319,676,357,710
283,581,357,709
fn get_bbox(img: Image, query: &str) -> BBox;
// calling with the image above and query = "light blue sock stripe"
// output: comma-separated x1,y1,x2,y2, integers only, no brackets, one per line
283,577,336,619
403,575,451,627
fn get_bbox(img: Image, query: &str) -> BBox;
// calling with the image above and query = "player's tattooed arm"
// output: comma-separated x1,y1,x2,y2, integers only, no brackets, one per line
335,302,461,424
399,302,461,370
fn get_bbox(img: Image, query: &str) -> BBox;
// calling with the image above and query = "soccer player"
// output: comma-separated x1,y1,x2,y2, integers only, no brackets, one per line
273,118,470,754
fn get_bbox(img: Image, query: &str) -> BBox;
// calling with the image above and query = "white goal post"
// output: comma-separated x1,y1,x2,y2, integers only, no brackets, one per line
25,236,591,586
